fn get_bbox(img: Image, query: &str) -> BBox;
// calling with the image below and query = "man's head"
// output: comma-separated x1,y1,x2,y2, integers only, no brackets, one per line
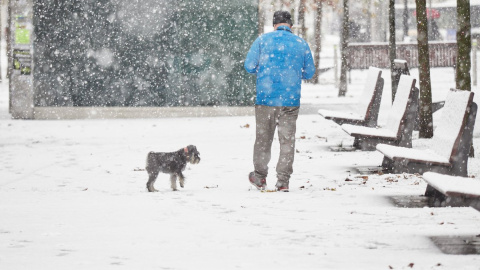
273,11,292,28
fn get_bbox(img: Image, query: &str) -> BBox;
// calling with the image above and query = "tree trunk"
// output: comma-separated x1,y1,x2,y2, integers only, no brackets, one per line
365,0,372,42
274,0,282,12
339,0,349,97
282,0,291,10
8,0,12,111
258,0,265,35
456,0,474,157
298,0,306,38
370,1,382,42
415,0,434,138
313,0,323,84
403,0,409,39
456,0,471,91
389,0,396,102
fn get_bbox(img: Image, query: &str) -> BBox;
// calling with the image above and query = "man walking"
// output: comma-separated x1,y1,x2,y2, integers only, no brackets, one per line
244,11,315,192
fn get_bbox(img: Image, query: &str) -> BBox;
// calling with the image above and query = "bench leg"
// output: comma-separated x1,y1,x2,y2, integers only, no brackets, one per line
353,137,360,148
424,184,437,197
426,188,447,207
353,137,386,151
381,157,394,172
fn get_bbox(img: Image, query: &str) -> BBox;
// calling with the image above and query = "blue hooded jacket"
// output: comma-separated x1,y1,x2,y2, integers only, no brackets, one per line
244,26,315,107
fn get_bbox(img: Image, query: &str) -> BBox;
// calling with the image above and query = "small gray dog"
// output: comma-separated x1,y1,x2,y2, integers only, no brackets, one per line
146,145,201,192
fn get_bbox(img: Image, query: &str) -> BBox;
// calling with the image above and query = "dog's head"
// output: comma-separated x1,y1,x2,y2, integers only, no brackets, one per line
184,145,201,164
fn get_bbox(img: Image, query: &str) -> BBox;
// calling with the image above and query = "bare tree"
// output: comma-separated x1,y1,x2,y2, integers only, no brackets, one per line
403,0,409,39
258,0,265,35
456,0,471,91
339,0,349,96
389,0,396,102
313,0,323,84
365,0,372,42
274,0,282,11
456,0,473,156
298,0,306,38
415,0,433,138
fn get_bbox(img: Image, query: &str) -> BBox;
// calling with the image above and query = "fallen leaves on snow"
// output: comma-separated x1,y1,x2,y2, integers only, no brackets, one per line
316,135,328,142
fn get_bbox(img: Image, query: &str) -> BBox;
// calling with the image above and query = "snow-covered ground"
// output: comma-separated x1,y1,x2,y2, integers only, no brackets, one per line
2,53,480,268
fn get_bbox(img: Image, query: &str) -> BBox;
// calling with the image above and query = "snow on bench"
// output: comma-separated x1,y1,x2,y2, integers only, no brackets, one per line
340,74,417,151
377,89,477,177
318,67,384,127
423,172,480,198
422,172,480,210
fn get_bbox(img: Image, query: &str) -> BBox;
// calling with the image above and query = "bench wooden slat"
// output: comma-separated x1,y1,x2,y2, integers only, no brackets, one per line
445,191,480,198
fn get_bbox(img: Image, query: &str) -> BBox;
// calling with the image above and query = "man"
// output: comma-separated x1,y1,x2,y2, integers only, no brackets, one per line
244,11,315,192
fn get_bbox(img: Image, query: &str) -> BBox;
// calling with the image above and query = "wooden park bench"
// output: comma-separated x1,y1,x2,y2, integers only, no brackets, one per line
318,67,384,127
340,74,418,151
377,89,477,176
422,172,480,211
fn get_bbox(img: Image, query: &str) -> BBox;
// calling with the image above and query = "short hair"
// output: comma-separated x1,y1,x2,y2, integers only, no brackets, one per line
273,11,293,26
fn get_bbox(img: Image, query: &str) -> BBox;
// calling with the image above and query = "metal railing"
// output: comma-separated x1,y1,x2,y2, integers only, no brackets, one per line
347,42,457,69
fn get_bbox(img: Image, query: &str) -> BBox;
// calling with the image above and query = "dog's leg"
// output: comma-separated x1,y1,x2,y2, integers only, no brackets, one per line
170,174,178,191
146,170,160,192
178,172,185,188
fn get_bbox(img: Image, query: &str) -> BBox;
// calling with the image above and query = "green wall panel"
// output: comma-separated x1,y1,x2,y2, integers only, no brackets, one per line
33,0,258,107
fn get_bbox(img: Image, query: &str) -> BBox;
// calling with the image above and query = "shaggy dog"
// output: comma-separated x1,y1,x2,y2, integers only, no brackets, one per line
145,145,201,192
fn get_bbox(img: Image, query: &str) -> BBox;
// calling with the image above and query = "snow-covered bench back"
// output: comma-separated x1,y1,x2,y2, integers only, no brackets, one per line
430,89,474,161
318,66,383,127
356,67,383,118
385,74,416,136
340,74,417,150
377,88,477,176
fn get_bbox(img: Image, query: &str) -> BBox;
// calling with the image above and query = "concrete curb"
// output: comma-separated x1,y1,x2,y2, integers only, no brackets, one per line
31,106,256,120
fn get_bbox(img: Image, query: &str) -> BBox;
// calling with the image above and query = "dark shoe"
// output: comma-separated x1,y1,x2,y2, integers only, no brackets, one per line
249,172,266,190
275,181,289,192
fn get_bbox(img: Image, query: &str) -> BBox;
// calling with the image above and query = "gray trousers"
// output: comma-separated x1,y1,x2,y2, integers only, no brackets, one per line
253,105,299,184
